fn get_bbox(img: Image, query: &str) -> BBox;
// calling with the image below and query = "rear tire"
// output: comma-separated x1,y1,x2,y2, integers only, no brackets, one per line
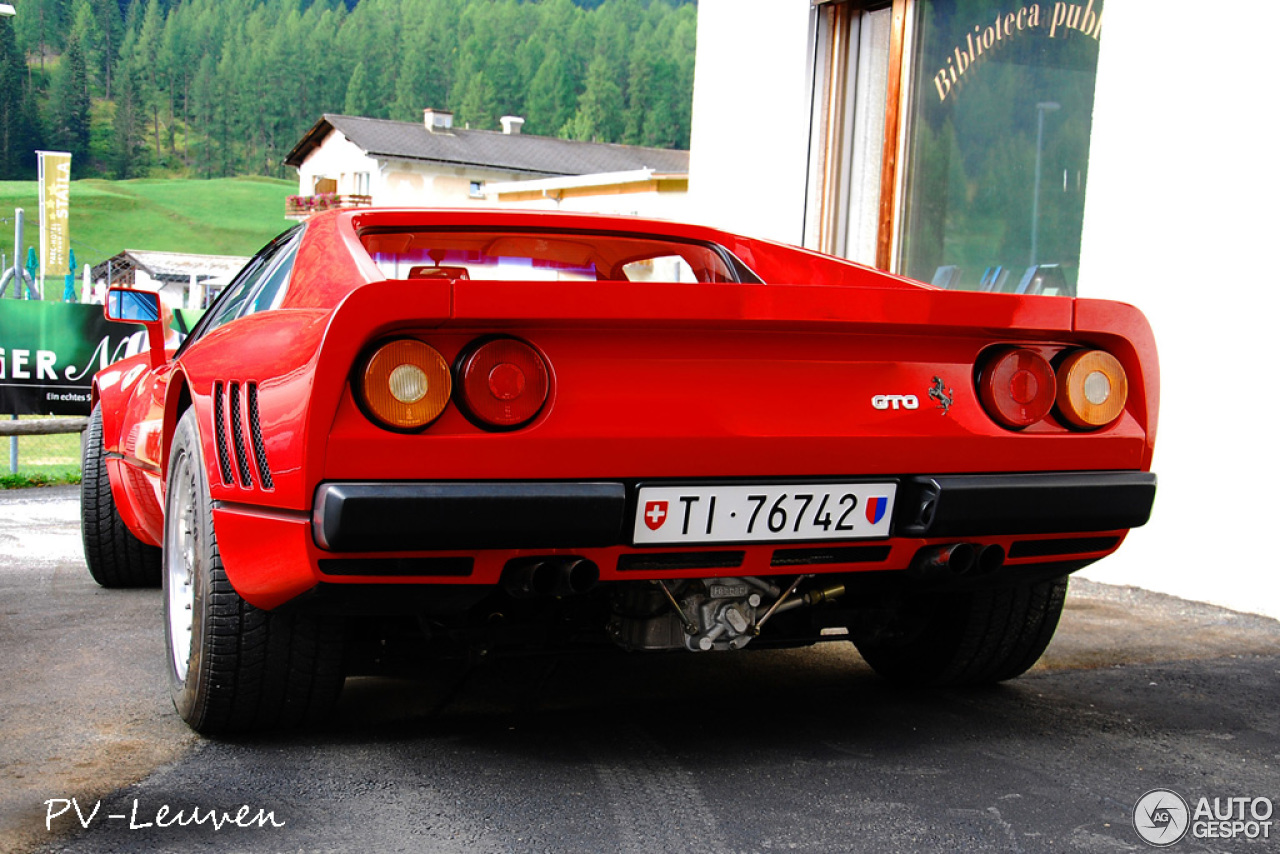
163,408,344,735
853,577,1069,686
80,405,162,588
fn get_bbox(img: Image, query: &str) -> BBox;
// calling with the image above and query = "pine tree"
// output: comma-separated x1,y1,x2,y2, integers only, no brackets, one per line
344,61,376,117
563,54,623,142
111,59,148,178
47,39,93,163
0,17,40,179
457,71,498,131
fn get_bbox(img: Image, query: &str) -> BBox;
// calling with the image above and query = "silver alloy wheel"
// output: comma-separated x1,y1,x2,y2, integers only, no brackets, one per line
165,446,198,682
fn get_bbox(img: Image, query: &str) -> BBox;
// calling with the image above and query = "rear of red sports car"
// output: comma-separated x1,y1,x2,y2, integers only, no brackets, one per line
88,209,1157,734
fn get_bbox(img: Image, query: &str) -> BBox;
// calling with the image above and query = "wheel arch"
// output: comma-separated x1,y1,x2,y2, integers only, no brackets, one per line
162,369,195,485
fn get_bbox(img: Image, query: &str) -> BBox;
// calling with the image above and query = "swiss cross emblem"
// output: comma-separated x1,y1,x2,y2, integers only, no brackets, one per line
643,500,668,531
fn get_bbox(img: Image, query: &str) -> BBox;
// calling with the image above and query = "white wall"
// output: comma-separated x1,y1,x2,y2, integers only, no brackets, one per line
1076,2,1280,619
379,161,529,208
296,132,378,197
687,0,813,243
488,188,690,221
689,0,1280,619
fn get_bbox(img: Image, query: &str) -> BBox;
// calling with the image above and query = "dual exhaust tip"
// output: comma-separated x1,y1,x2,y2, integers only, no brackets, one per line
502,557,600,598
909,542,1005,581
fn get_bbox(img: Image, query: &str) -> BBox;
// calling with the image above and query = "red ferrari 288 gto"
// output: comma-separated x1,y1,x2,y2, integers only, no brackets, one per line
82,208,1157,734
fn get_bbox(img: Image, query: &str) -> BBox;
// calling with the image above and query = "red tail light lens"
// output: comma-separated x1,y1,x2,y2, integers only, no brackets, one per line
1056,349,1128,429
456,337,549,430
978,347,1057,429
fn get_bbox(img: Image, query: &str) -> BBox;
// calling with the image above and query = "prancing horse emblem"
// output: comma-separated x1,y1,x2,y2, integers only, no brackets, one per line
928,376,954,414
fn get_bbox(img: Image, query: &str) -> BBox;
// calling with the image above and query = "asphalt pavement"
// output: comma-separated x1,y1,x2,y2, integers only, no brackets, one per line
2,485,1278,853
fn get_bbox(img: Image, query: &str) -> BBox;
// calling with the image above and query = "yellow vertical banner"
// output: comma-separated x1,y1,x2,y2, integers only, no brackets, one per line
38,151,73,278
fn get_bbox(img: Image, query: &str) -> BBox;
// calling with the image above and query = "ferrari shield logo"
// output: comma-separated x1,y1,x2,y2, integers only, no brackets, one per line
643,500,669,531
865,496,888,526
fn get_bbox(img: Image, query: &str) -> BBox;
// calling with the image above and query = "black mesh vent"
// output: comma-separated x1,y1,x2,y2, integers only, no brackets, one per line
1008,536,1121,559
770,545,891,567
212,382,234,485
617,551,746,572
228,382,253,488
246,383,274,490
318,557,474,577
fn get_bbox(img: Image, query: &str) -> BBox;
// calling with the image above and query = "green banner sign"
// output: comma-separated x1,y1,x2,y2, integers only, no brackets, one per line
1,301,141,415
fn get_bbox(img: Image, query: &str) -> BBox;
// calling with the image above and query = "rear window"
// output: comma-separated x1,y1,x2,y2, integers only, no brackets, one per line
358,229,759,284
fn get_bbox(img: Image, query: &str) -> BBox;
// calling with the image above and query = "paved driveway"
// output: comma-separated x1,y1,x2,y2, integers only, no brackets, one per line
2,486,1277,853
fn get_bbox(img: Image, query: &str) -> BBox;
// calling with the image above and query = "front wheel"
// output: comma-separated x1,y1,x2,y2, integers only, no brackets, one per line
81,404,161,588
853,577,1069,687
163,408,345,734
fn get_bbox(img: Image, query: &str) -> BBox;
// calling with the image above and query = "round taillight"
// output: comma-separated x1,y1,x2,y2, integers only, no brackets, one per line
1056,349,1128,429
978,347,1057,429
456,337,549,430
359,339,451,431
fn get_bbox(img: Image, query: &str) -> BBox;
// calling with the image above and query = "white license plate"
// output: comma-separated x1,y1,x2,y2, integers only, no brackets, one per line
633,483,896,545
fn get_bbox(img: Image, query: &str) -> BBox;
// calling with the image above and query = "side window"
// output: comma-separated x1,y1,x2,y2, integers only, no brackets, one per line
246,238,301,314
204,231,301,334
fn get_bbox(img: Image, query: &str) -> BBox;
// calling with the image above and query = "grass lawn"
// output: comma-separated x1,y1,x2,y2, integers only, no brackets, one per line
0,177,295,279
1,417,84,488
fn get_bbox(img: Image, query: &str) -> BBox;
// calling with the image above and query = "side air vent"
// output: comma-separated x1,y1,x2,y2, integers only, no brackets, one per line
212,381,273,491
246,383,274,490
212,381,234,485
228,382,252,487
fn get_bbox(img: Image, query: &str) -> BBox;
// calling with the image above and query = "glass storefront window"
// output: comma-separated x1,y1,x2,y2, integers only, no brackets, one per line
898,0,1103,295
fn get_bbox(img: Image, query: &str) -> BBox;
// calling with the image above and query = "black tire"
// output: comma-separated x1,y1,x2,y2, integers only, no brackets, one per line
163,408,345,735
80,404,162,588
853,576,1069,687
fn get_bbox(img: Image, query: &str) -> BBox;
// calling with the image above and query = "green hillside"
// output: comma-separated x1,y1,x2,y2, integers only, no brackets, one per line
0,177,295,286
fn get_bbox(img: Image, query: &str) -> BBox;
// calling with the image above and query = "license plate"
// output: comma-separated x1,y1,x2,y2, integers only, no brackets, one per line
633,483,896,545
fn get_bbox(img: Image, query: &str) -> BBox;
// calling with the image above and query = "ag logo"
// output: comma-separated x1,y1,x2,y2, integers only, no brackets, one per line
1133,789,1190,847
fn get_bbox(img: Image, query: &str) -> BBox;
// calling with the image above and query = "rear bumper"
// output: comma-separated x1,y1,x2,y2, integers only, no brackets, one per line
313,471,1156,552
212,471,1154,610
896,471,1157,537
313,481,627,551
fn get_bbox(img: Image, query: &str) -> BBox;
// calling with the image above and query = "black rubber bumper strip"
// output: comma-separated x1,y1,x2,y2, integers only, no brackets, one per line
313,481,627,552
895,470,1157,537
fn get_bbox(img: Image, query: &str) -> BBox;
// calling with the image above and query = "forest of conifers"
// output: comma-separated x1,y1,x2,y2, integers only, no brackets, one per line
0,0,696,181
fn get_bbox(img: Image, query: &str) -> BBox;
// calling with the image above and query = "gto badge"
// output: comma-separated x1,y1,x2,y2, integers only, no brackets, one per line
871,394,918,411
928,376,954,414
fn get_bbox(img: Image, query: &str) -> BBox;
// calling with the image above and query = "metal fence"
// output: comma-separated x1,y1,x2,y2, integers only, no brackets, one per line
2,416,87,480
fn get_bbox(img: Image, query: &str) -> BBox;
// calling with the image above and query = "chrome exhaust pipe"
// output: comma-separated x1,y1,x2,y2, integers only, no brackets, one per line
976,544,1005,575
502,559,549,598
502,557,599,598
546,558,599,596
909,543,976,580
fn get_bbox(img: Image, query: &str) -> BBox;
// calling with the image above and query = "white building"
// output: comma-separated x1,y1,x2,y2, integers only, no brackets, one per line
283,109,689,220
688,0,1280,619
88,250,250,310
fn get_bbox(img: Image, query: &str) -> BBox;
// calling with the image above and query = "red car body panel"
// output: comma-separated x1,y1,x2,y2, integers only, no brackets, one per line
93,209,1159,611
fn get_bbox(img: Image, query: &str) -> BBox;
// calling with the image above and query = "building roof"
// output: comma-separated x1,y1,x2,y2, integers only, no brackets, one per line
91,250,250,287
283,113,689,177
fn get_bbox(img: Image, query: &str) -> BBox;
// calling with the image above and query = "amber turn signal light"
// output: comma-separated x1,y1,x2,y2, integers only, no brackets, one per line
978,346,1057,429
359,339,451,430
1056,349,1128,429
